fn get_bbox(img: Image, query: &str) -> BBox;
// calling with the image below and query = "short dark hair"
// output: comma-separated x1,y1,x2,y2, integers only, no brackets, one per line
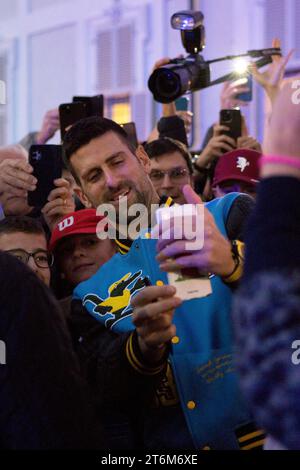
144,138,194,175
62,116,136,184
0,216,46,238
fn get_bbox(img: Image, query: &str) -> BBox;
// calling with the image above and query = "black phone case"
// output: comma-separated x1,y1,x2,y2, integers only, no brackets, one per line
121,122,138,149
73,95,104,118
27,145,63,209
59,102,88,139
220,109,242,141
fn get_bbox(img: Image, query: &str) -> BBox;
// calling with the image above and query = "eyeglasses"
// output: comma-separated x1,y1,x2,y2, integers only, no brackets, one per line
6,249,54,269
150,167,190,182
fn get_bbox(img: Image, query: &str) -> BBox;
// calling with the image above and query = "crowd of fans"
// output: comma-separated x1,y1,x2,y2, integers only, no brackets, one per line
0,38,299,450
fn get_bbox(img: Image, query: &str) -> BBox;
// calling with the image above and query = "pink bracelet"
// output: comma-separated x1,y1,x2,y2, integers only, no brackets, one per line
259,155,300,170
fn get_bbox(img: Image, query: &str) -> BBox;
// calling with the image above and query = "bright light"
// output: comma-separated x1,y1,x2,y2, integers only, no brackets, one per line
233,58,249,75
171,15,195,30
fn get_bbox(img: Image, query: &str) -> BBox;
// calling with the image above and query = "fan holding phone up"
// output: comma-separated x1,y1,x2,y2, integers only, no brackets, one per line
26,144,75,231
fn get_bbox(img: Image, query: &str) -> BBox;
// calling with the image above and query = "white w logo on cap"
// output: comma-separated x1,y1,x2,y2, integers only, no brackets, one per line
58,216,74,231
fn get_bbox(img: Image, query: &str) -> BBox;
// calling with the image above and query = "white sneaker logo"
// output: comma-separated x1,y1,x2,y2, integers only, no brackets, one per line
236,157,250,173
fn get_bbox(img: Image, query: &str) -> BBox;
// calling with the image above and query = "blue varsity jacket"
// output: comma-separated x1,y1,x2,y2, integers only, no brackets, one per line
73,193,262,449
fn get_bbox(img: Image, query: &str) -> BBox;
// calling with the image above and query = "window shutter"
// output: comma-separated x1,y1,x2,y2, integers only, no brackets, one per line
95,24,134,92
265,0,286,49
116,25,133,88
95,30,114,91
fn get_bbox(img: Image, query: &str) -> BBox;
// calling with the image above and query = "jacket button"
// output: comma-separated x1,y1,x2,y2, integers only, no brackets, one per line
156,280,164,286
172,336,180,344
187,400,196,410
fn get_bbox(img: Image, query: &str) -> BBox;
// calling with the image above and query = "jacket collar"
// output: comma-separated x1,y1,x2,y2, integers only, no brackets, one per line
115,196,174,254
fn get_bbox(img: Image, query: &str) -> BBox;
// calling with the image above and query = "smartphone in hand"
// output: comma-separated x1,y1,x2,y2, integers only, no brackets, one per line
59,102,88,139
175,96,189,111
232,76,253,102
120,122,139,149
27,145,63,209
220,109,242,141
73,95,104,117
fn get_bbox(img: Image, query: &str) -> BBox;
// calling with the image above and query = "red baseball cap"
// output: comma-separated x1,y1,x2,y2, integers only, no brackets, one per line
212,148,261,188
49,209,106,252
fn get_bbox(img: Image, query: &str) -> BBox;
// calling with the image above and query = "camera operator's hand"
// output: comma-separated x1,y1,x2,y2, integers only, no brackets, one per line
152,57,177,116
131,285,181,364
42,178,75,232
237,136,262,152
0,156,36,216
195,124,236,169
35,108,60,145
155,185,235,278
152,56,192,118
176,110,193,135
249,38,294,105
220,81,250,109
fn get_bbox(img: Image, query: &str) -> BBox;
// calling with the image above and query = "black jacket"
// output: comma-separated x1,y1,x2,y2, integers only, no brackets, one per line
0,251,104,449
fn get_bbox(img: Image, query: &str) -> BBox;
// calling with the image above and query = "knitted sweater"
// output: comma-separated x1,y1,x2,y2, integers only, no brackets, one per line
233,177,300,450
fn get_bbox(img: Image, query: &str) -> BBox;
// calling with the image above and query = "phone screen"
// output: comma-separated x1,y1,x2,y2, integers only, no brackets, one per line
175,97,189,111
27,145,63,209
233,76,253,102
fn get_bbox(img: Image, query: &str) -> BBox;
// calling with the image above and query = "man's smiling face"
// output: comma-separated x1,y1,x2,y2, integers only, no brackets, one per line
70,132,156,216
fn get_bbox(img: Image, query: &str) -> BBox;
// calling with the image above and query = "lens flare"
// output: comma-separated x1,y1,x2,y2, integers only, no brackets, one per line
233,58,249,75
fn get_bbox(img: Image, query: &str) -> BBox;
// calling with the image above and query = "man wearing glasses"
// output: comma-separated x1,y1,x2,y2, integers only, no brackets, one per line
144,138,194,205
0,216,53,286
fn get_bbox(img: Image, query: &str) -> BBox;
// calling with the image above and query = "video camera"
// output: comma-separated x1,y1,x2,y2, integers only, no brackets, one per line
148,10,282,103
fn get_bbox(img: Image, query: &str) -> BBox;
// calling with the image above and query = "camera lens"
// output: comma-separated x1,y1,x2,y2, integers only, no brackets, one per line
155,70,181,100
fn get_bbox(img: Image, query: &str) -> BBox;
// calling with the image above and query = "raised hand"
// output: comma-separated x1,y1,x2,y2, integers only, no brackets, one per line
249,38,294,104
131,284,181,363
42,178,75,231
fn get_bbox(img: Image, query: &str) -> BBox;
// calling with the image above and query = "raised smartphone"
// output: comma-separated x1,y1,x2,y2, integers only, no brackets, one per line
27,145,63,208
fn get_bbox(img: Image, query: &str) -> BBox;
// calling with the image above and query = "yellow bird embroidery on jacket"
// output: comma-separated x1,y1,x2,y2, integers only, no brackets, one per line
83,270,145,326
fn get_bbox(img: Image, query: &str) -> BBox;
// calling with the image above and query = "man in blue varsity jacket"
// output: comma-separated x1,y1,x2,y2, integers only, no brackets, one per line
62,116,264,450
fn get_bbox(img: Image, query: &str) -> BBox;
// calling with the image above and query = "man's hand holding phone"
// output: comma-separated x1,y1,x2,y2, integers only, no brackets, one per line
237,135,262,152
0,157,36,197
155,185,235,278
0,156,36,216
42,178,75,232
132,284,181,364
220,80,251,109
195,123,236,169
